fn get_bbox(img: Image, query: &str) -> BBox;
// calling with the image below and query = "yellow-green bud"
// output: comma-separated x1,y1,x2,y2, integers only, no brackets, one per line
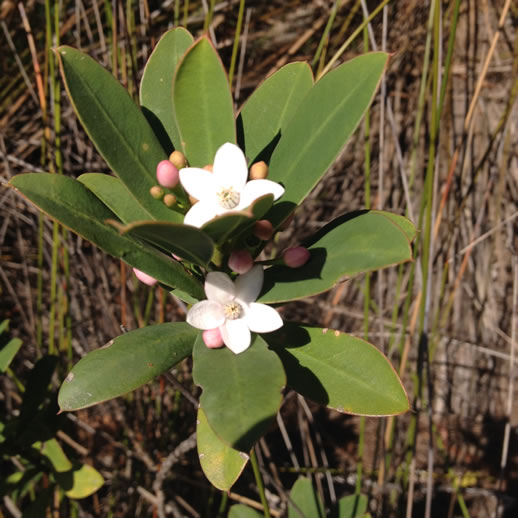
163,193,177,208
150,185,164,200
249,161,268,180
169,150,187,169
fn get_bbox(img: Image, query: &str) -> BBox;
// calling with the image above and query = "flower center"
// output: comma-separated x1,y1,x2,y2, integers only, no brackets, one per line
217,187,240,209
224,301,243,320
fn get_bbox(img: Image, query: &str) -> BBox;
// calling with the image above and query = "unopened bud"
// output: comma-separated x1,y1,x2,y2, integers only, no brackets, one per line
203,164,214,172
150,185,164,200
169,150,187,169
253,220,274,241
283,246,310,268
228,249,253,274
249,161,268,180
133,268,158,286
279,212,294,231
163,193,177,208
156,160,179,189
203,328,224,349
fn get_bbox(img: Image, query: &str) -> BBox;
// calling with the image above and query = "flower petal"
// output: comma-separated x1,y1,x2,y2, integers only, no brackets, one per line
212,143,248,191
187,300,225,330
183,200,218,228
245,303,283,333
235,264,263,304
220,319,251,354
237,179,285,209
179,168,218,202
205,271,235,304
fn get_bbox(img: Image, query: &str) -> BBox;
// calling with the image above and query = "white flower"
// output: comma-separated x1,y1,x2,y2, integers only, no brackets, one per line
179,142,284,228
186,265,283,354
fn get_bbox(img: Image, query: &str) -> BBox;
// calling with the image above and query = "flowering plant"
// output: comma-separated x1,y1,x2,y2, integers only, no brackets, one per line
10,29,416,490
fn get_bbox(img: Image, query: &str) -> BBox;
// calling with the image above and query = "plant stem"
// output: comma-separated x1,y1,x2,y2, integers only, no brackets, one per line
250,447,271,518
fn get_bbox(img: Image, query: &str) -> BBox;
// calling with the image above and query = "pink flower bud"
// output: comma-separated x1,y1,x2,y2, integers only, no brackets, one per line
156,160,179,189
253,219,274,241
283,246,310,268
133,268,158,286
203,328,224,349
228,249,253,274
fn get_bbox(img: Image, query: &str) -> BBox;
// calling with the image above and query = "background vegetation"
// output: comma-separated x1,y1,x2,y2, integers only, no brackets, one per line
1,0,517,517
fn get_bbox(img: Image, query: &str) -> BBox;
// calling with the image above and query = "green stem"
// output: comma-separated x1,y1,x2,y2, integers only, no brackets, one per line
318,0,391,78
228,0,246,87
250,448,271,518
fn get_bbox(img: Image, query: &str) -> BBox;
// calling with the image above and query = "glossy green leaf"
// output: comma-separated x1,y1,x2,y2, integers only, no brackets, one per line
228,505,263,518
288,478,325,518
197,407,248,491
237,62,314,164
9,174,203,301
78,173,152,223
173,37,236,166
371,210,417,242
268,324,409,416
140,28,194,153
259,211,413,304
0,320,22,372
330,494,368,518
56,46,178,222
267,53,389,226
193,334,285,452
58,323,197,411
117,220,214,267
201,194,273,246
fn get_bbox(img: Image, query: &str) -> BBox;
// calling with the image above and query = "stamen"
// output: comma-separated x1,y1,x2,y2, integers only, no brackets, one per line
224,301,243,320
217,187,240,209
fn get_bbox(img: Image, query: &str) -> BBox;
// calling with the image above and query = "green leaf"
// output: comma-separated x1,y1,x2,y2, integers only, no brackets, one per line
228,505,263,518
9,174,203,301
58,323,197,411
56,46,178,222
140,28,194,153
0,319,22,372
197,407,248,491
59,464,104,499
259,211,413,304
193,334,285,452
78,173,152,223
237,62,314,164
330,494,368,518
267,53,389,226
201,194,273,247
36,439,104,498
116,220,214,267
173,37,236,166
288,478,325,518
268,324,409,416
371,210,417,242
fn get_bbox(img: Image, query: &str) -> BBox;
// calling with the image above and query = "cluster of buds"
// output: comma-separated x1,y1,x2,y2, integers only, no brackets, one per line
149,150,188,209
